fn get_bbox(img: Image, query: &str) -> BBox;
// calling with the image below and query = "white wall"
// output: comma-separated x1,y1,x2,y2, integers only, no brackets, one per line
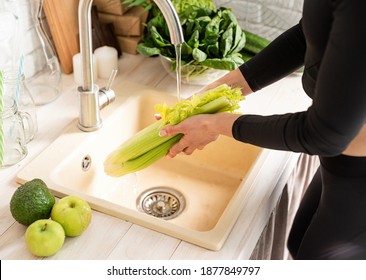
214,0,304,40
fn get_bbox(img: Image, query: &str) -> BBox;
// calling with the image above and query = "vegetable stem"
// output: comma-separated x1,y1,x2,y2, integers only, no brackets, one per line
104,84,244,177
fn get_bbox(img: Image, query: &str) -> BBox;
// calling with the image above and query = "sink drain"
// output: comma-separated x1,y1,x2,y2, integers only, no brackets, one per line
136,187,185,220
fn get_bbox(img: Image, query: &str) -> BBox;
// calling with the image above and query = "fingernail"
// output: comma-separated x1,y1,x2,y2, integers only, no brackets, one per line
159,130,167,137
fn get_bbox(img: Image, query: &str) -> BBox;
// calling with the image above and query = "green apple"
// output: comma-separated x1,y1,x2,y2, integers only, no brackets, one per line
51,195,92,237
25,219,65,257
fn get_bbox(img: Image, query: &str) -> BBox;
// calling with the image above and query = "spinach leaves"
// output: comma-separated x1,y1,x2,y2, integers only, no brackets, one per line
137,6,246,71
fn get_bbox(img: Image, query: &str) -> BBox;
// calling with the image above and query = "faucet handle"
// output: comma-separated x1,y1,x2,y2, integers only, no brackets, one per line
99,69,118,110
105,69,118,91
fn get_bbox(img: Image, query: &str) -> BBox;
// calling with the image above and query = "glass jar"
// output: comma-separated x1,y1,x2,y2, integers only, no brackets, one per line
18,0,62,105
0,96,32,167
3,69,38,143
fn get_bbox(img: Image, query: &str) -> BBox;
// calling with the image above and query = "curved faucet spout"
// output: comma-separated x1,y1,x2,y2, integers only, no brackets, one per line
78,0,94,91
78,0,184,92
77,0,184,131
153,0,184,46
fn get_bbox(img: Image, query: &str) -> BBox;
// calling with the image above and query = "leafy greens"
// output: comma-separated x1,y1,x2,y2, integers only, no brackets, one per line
134,1,246,72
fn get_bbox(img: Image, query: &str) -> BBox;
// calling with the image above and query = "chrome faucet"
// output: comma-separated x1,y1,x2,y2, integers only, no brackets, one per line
77,0,184,131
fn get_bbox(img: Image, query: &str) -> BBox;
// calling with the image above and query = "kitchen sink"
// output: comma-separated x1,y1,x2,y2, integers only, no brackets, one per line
17,80,268,250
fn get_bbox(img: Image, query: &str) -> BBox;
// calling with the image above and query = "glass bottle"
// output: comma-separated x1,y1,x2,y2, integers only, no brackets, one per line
18,0,62,105
3,70,38,143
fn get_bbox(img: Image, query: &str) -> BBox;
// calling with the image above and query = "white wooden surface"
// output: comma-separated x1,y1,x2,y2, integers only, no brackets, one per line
0,54,311,259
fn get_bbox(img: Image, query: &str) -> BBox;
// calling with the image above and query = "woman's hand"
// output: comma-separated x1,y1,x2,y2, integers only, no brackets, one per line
159,113,241,158
155,68,251,158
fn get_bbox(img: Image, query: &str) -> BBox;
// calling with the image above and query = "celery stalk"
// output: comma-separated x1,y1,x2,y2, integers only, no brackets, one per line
104,84,244,177
104,135,183,177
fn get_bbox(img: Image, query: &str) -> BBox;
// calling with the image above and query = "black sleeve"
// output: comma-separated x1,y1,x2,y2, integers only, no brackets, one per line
233,2,366,156
239,23,306,92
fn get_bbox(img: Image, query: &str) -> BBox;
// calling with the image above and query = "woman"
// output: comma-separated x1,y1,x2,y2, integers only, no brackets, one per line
159,0,366,259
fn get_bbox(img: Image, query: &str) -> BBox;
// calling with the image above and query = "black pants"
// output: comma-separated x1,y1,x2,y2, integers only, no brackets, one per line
287,154,366,259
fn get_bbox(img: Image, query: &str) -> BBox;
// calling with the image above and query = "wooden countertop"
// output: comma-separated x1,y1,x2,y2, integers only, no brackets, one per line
0,54,311,260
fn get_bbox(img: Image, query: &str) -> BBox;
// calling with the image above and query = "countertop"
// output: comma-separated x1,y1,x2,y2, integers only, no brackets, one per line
0,54,311,260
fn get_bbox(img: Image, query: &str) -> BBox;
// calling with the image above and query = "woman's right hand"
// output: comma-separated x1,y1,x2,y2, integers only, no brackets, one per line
155,68,251,157
159,113,241,158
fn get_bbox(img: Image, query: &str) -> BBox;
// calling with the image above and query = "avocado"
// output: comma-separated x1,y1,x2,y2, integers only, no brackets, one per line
10,178,55,226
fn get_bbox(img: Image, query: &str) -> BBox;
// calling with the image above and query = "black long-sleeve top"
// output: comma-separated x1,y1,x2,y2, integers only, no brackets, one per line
233,0,366,156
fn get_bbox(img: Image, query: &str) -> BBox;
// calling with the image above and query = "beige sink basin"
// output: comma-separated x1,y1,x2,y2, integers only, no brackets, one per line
17,81,268,250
